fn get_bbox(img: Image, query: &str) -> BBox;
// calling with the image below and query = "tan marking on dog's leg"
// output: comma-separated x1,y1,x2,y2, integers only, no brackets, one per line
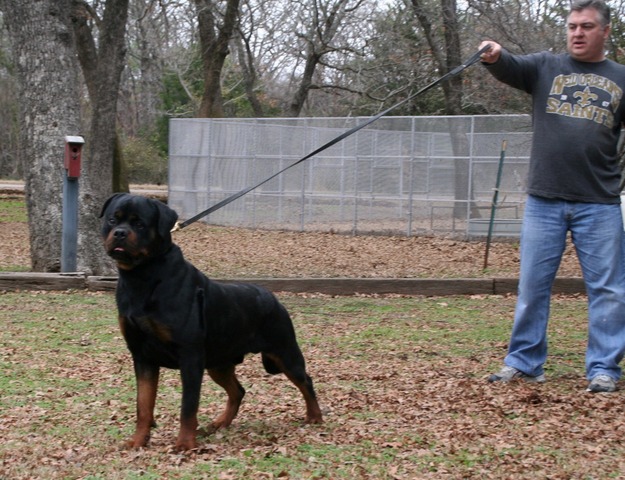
175,416,199,451
264,353,323,424
126,369,159,449
207,366,245,429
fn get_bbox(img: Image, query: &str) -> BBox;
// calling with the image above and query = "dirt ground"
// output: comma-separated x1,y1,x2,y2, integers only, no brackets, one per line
0,213,584,279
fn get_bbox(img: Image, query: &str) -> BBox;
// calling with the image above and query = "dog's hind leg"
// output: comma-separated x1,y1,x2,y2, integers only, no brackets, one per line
207,365,246,429
262,351,323,424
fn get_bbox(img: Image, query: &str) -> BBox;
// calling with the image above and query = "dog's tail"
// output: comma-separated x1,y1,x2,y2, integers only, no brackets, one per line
261,353,282,375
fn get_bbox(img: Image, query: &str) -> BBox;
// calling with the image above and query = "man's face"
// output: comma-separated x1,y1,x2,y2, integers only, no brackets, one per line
567,8,610,62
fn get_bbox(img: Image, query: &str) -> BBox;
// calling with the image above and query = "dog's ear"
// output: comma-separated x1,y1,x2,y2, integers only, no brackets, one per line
154,200,179,238
100,193,128,218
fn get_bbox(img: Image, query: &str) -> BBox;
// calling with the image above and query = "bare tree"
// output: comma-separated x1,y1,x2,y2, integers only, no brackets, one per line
232,0,264,117
194,0,241,118
0,0,82,272
410,0,463,114
465,0,568,114
284,0,368,117
71,0,129,274
121,0,168,134
410,0,479,218
467,0,567,55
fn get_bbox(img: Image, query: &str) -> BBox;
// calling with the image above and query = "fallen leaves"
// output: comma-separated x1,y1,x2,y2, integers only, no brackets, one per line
0,209,584,279
0,199,612,478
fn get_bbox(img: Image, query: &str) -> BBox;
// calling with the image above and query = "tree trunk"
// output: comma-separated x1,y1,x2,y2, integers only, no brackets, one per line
195,0,241,118
288,52,321,117
439,0,477,219
234,34,264,117
0,0,81,272
412,0,478,220
285,0,353,117
135,0,165,131
71,0,129,275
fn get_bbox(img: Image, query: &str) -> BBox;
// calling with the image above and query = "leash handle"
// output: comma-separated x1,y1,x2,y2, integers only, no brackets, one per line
175,45,492,230
448,44,492,76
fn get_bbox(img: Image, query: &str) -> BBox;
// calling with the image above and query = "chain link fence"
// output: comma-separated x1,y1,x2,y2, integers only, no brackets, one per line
168,115,532,238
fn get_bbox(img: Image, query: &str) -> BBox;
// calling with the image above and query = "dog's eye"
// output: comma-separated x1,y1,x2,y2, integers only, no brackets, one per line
133,220,144,230
108,217,117,226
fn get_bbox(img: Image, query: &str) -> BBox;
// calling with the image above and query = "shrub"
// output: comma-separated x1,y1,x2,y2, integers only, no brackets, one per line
122,135,168,185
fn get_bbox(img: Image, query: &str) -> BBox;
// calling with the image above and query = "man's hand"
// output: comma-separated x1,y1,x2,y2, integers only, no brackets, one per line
479,41,502,64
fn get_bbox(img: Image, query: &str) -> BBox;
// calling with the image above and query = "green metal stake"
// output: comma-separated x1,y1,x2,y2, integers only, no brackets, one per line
483,140,507,270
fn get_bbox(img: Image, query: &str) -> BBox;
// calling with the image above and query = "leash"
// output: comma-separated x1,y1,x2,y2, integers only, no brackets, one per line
172,45,491,232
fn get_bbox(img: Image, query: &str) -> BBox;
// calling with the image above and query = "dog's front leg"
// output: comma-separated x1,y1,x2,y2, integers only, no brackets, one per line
127,362,160,449
176,354,204,451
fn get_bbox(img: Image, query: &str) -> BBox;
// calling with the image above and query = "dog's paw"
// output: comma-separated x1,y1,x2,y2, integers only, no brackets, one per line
174,435,198,451
210,416,234,431
305,414,323,425
198,425,217,437
122,435,149,450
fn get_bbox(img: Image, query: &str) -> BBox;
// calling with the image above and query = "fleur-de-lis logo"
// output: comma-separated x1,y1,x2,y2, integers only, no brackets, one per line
573,87,598,107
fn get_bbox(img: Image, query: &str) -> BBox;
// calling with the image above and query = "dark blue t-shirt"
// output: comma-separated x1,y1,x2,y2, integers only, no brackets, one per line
486,50,625,203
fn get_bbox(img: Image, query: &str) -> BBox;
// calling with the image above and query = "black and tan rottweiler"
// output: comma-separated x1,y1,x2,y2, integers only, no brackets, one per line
100,193,322,450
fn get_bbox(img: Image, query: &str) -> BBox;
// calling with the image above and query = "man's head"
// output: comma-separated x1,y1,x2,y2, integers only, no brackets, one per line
567,0,611,62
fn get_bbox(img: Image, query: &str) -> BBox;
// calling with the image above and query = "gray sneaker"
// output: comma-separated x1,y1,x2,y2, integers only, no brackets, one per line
587,374,617,393
488,365,546,384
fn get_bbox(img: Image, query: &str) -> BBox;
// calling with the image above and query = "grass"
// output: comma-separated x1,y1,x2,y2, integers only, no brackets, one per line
3,290,625,479
0,194,29,272
0,195,27,223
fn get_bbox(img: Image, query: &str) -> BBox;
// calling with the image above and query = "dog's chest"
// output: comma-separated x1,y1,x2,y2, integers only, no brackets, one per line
125,315,173,343
117,282,204,351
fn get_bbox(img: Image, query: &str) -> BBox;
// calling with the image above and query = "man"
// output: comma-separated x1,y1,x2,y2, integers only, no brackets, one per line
480,0,625,393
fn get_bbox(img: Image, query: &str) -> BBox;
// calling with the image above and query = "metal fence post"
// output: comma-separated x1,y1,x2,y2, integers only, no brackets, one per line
61,135,84,272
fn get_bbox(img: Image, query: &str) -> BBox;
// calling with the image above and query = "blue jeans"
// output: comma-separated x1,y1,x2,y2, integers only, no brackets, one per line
505,195,625,380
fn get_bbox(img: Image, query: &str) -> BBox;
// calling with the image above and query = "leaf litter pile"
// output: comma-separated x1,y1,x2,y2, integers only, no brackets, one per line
0,196,582,278
4,194,624,478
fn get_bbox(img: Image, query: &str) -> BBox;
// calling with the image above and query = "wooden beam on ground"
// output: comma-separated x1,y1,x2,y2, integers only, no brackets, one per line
219,278,495,296
0,273,586,296
0,272,86,291
494,277,585,295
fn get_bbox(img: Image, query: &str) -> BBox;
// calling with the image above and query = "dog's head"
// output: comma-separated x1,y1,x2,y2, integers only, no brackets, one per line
100,193,178,270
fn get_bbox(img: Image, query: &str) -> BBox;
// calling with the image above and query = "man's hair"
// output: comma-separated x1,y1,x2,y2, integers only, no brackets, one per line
570,0,611,26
